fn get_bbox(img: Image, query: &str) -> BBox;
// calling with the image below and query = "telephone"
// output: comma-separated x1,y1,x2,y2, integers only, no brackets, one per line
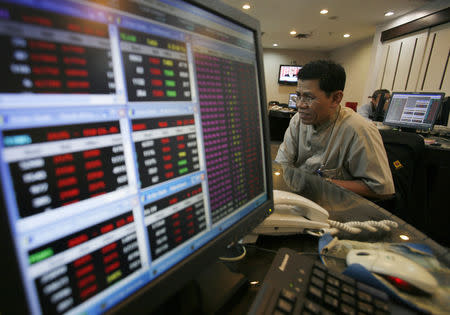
252,190,398,237
253,190,329,235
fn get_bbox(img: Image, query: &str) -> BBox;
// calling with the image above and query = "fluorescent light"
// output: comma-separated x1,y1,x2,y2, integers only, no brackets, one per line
272,43,278,47
320,9,328,14
385,11,394,16
274,171,281,176
290,30,297,35
242,3,251,10
343,33,351,38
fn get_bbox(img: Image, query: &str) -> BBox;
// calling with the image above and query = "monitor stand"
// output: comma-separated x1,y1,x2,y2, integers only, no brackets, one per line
194,261,248,313
399,127,417,133
153,254,248,314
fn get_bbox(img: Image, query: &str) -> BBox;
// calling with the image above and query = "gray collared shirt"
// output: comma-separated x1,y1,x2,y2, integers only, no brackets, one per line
275,106,395,195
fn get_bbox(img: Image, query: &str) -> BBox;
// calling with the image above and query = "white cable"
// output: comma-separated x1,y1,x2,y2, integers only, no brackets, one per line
324,219,398,236
218,245,247,262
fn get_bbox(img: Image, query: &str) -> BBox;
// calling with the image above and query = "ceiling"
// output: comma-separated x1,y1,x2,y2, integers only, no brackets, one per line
221,0,433,51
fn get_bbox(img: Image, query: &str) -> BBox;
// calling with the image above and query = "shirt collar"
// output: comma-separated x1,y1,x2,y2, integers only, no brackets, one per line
312,107,341,132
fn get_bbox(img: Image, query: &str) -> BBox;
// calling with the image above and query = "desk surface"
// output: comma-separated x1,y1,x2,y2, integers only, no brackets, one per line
221,154,450,314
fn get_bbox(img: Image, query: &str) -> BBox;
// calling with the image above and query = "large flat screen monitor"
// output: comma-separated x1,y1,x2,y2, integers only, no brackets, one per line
0,0,273,313
383,92,444,131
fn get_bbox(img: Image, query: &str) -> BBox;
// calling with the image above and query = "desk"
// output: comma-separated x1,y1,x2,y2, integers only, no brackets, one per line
268,109,295,141
220,160,450,314
423,137,450,245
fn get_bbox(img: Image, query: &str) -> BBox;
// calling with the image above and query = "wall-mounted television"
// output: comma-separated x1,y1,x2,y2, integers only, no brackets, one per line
278,65,302,85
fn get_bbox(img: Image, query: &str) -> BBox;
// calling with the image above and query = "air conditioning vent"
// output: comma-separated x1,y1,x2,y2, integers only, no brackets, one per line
295,33,311,39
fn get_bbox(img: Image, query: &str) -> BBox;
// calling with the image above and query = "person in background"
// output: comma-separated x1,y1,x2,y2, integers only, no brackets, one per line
275,60,394,199
358,89,391,121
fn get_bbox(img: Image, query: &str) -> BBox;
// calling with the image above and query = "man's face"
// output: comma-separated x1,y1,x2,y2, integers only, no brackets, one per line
296,79,340,126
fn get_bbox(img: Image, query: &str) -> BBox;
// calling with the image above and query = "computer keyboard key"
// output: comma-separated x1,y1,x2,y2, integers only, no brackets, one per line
308,285,322,299
374,299,389,312
313,261,327,271
277,298,293,313
303,299,321,314
357,291,373,303
325,284,339,297
281,288,297,303
358,301,374,313
341,303,356,315
321,308,334,315
341,293,356,305
357,282,388,300
312,268,325,279
323,294,339,308
342,283,356,295
326,276,340,287
340,274,357,286
310,276,324,289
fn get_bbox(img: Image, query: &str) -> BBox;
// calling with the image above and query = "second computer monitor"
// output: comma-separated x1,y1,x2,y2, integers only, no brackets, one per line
384,92,444,131
288,93,297,109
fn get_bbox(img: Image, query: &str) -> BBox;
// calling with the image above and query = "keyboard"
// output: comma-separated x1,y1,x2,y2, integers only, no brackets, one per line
248,248,393,315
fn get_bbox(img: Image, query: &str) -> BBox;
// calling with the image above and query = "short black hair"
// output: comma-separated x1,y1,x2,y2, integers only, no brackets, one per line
297,60,346,96
371,89,390,99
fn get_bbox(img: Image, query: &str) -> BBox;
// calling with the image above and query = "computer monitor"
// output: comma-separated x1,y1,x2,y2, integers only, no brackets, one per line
383,92,444,131
0,0,273,313
288,93,297,109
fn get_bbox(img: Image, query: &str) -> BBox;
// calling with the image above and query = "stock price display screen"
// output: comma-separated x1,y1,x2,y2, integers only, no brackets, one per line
30,211,141,314
120,28,191,102
144,184,206,260
0,3,115,94
132,115,200,189
3,121,128,218
195,52,264,223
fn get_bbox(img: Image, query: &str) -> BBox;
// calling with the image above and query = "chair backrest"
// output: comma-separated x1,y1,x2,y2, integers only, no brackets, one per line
378,130,426,229
345,102,358,111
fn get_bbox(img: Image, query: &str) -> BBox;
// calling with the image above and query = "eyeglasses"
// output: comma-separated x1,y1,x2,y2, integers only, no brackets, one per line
292,94,316,106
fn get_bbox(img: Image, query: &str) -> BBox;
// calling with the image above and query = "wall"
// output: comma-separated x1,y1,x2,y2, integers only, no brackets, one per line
364,0,450,101
328,37,374,109
262,49,328,103
263,41,373,109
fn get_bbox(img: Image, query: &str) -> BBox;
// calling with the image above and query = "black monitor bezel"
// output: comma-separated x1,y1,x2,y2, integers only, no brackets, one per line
383,92,445,131
278,65,302,86
0,0,274,314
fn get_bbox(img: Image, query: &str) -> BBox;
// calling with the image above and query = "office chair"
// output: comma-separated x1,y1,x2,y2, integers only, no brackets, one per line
378,130,427,231
345,102,358,112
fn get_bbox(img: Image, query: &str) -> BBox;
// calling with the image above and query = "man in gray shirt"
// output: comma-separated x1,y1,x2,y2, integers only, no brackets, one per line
276,60,394,198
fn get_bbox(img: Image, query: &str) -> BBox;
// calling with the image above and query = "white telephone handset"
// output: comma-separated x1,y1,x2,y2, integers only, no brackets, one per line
251,190,398,237
252,190,330,235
